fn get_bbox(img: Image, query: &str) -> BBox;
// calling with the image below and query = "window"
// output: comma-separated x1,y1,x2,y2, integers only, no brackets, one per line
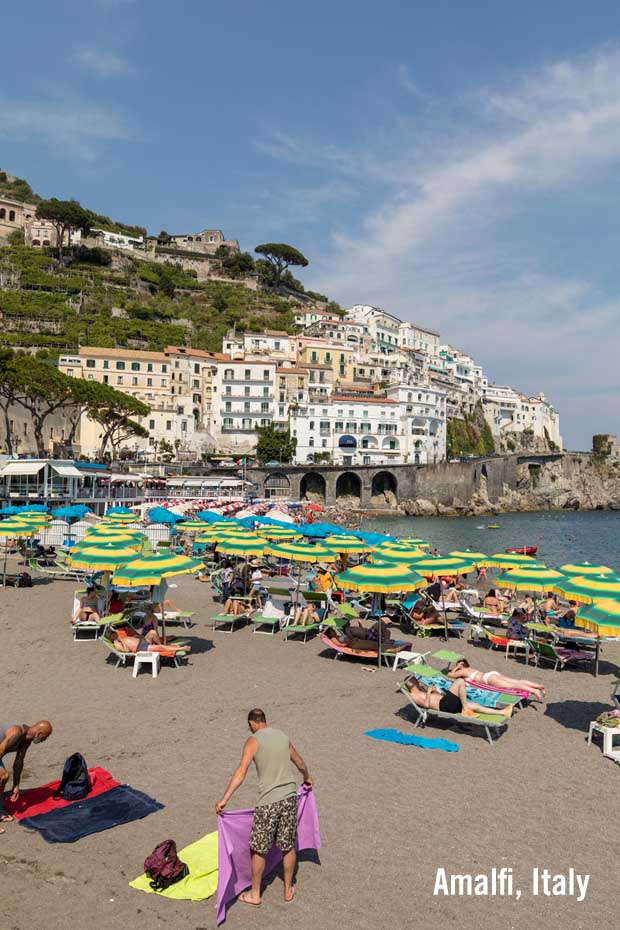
132,377,138,386
311,351,318,362
116,361,125,370
325,352,331,361
103,360,109,369
9,210,15,222
162,364,167,373
223,417,233,429
86,359,95,368
274,341,281,350
103,375,109,384
87,374,94,380
320,421,330,432
279,405,285,416
244,386,250,397
117,376,123,385
345,422,357,433
261,401,269,413
363,454,371,464
245,369,251,380
225,401,232,412
242,418,252,430
149,419,155,430
260,418,270,427
263,369,270,380
335,421,344,433
175,361,180,369
131,362,140,371
225,386,232,396
181,421,187,431
309,437,315,447
194,363,200,374
161,378,167,387
244,401,251,412
322,439,327,448
66,369,74,377
147,377,153,387
0,209,4,219
147,363,153,372
263,386,269,397
166,421,172,431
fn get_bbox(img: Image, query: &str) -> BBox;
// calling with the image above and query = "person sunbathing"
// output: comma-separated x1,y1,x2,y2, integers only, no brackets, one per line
447,658,546,701
72,586,101,625
482,589,507,612
223,595,250,616
109,629,190,655
293,603,320,627
404,676,512,718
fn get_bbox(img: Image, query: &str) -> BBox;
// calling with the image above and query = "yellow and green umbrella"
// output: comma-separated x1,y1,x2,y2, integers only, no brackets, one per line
559,562,614,577
68,543,139,572
481,553,538,570
397,537,429,548
370,544,426,563
450,550,487,562
216,537,267,558
335,561,425,594
111,551,204,588
552,573,620,605
103,512,139,524
0,520,39,536
411,555,476,576
495,565,564,593
17,513,51,525
577,600,620,637
88,522,141,536
256,526,301,540
264,541,337,563
175,521,212,533
71,536,142,555
324,535,371,554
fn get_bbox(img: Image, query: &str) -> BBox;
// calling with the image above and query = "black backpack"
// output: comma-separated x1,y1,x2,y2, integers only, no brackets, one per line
55,752,90,801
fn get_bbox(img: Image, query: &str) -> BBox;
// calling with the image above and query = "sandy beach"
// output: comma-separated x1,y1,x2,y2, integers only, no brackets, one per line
2,573,619,930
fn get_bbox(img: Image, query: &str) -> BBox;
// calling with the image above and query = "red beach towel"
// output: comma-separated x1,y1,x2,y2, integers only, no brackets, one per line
3,766,120,820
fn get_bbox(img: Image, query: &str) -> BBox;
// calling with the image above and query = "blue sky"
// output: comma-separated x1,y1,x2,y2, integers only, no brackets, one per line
3,0,620,449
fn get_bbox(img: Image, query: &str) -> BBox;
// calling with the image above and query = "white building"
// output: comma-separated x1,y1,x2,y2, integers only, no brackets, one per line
345,305,402,354
483,385,562,450
209,359,277,453
399,321,441,356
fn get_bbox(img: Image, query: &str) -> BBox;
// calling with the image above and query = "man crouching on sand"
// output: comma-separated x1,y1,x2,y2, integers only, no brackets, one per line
215,708,313,907
0,721,52,833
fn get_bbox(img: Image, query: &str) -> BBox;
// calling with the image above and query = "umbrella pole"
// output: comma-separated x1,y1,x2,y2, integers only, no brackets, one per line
3,543,7,588
378,601,382,668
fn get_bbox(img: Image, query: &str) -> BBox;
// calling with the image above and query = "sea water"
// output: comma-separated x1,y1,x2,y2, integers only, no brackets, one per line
361,510,620,570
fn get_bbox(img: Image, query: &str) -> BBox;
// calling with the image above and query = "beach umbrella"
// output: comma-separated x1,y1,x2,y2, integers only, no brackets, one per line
450,550,488,561
51,505,92,521
369,545,425,564
577,600,620,637
72,534,143,552
480,553,538,570
398,537,430,548
68,543,139,572
256,526,301,540
175,521,212,533
324,534,371,568
559,562,614,577
494,565,564,593
335,562,425,666
106,506,135,515
17,513,51,525
352,531,395,545
87,522,141,535
409,555,476,576
15,504,49,513
216,537,267,558
0,521,38,586
0,506,21,517
103,512,139,524
147,506,186,525
552,573,620,605
111,551,205,587
263,541,337,562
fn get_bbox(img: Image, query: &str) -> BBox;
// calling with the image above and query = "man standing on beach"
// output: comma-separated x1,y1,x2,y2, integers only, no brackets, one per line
215,708,313,906
0,721,53,834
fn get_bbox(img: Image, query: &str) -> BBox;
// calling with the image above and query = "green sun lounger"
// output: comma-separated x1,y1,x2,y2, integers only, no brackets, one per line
399,684,510,746
403,663,523,710
101,633,189,669
282,622,319,642
210,612,249,633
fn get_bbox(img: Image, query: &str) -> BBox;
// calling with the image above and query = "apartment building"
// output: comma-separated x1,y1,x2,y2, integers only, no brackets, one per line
209,359,277,453
483,385,562,450
346,304,402,353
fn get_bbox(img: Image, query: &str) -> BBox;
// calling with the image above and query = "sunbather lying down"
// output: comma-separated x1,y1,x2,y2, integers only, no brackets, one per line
404,676,512,719
109,629,190,655
447,658,546,701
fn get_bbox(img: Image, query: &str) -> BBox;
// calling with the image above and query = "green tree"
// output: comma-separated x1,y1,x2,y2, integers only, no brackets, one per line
7,228,24,246
254,243,308,288
35,199,92,255
87,390,150,458
0,356,79,456
218,250,255,279
255,425,297,464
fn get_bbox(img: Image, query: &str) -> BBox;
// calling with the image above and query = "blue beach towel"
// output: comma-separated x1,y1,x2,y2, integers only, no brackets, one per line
21,784,163,843
364,728,459,752
417,675,500,708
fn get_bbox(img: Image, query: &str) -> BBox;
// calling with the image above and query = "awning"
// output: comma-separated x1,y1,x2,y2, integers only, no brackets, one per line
1,461,46,476
50,463,82,478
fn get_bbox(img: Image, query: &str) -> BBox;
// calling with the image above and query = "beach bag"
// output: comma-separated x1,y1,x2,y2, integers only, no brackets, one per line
17,572,32,588
55,752,90,801
144,840,189,891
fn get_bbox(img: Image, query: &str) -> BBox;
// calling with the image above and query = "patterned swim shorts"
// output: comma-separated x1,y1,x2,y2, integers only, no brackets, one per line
249,795,298,856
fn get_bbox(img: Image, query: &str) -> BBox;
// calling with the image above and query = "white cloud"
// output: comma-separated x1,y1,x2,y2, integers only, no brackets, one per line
0,95,131,160
73,47,134,77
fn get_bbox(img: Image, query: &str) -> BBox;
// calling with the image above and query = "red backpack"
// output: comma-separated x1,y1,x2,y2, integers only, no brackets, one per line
144,840,188,891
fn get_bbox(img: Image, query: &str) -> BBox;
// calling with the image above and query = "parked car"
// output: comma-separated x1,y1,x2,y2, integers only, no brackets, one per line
263,460,282,468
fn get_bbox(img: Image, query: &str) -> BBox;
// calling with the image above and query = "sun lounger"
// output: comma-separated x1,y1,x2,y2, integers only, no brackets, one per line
282,619,319,642
319,632,412,666
399,684,510,746
526,637,594,671
210,612,250,633
403,664,525,710
479,626,528,660
100,633,189,669
29,558,85,582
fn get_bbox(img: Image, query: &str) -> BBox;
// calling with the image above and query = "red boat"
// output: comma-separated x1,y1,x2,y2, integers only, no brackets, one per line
505,546,538,556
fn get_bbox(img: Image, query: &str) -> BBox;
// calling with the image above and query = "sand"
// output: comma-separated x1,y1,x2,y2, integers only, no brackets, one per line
2,574,619,930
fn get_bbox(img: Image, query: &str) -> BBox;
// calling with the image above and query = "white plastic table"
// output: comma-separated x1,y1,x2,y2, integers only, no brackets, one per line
132,652,160,679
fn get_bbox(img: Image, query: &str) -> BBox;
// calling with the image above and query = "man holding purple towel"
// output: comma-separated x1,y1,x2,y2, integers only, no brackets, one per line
215,708,313,907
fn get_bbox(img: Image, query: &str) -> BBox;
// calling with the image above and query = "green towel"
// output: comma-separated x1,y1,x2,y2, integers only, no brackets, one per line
129,832,218,901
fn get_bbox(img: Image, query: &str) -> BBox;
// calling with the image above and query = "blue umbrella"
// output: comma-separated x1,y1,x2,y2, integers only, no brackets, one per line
51,505,92,522
298,522,350,538
238,515,289,529
0,506,21,517
16,503,49,513
352,531,396,545
194,510,241,524
147,506,186,525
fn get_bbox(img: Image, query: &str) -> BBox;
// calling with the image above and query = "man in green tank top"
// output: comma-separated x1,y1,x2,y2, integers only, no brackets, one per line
215,708,313,907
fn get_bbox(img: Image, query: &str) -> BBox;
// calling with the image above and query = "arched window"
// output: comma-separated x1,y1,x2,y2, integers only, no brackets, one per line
0,208,5,220
8,210,15,222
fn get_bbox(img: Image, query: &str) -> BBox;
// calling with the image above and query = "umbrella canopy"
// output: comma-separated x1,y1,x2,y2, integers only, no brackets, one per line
51,505,92,521
16,514,51,526
0,506,22,517
106,506,135,515
494,565,564,593
103,512,138,524
147,506,186,525
480,553,538,570
87,523,143,537
195,510,239,524
398,537,430,548
450,549,488,561
256,526,301,540
111,552,204,587
216,537,267,558
175,521,212,532
324,535,371,554
408,555,476,576
577,600,620,637
0,521,39,537
71,537,142,555
297,522,349,538
68,543,139,571
81,531,144,547
15,504,49,513
552,573,620,604
369,546,425,564
264,541,337,563
352,531,395,545
335,561,426,593
559,562,614,577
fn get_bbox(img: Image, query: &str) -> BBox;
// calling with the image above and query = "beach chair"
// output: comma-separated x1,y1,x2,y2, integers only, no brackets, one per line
100,633,189,669
398,683,510,746
251,597,290,635
210,610,251,633
526,638,594,672
29,558,85,582
458,598,507,624
319,632,412,667
480,626,528,660
281,593,325,642
403,664,525,711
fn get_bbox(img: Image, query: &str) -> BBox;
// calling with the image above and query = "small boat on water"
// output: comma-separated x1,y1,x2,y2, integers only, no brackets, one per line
505,546,538,556
487,524,500,529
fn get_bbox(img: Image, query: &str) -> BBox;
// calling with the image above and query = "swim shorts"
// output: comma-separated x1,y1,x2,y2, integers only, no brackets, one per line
249,795,298,855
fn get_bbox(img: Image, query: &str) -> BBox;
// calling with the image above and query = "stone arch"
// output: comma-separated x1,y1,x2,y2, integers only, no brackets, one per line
335,471,361,503
371,470,398,507
264,472,291,499
300,471,326,502
0,208,5,219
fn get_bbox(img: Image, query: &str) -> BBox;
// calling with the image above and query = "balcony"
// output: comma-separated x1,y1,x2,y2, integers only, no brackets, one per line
222,393,274,401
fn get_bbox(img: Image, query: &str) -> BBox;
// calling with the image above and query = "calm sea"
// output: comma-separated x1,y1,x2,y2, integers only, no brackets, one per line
361,510,620,570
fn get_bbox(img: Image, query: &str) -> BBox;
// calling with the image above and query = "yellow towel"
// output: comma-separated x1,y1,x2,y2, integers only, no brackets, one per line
129,832,218,901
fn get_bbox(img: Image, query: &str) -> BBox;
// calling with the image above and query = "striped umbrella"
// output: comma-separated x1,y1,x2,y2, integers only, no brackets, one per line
397,537,430,548
0,521,39,536
480,553,538,570
450,550,488,561
111,551,205,588
263,541,337,563
216,537,267,558
17,513,51,525
71,536,143,554
256,526,301,540
324,535,371,554
103,512,139,524
411,555,476,576
577,600,620,637
335,561,425,594
175,521,212,533
559,562,614,577
552,573,620,605
494,565,564,593
369,548,425,565
68,543,139,572
88,523,141,536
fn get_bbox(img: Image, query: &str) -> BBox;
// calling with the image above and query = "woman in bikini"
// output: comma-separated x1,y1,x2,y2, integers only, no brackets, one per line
404,676,512,718
447,658,546,701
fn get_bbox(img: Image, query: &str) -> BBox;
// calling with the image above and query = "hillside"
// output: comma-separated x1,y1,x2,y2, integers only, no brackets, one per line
0,246,301,355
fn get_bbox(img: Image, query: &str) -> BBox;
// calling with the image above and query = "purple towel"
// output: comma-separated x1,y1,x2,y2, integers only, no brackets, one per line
216,786,320,924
